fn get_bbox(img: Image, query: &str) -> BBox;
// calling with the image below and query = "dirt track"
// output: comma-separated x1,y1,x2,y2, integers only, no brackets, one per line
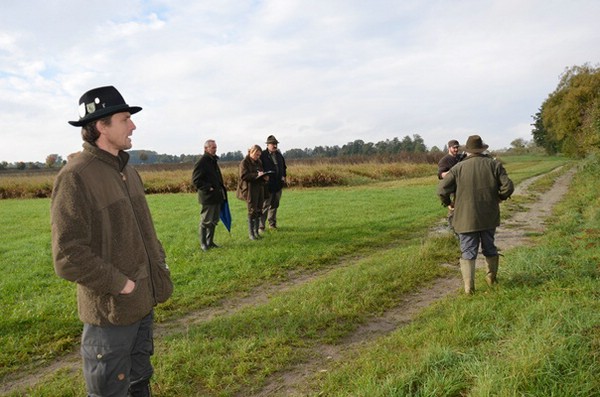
0,166,575,396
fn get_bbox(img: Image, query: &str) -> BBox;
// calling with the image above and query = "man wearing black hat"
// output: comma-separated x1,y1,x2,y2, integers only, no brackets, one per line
51,86,173,396
259,135,287,232
438,135,514,294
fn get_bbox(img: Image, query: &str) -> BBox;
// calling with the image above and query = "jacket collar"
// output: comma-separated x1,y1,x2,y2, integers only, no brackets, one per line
83,142,130,171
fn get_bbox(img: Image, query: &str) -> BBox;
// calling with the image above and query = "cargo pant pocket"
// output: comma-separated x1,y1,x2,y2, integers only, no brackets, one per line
81,325,132,397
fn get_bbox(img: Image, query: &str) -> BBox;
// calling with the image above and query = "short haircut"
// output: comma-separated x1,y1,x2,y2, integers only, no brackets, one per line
81,114,113,145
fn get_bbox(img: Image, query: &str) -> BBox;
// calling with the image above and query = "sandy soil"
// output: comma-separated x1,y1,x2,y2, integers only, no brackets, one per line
0,166,575,396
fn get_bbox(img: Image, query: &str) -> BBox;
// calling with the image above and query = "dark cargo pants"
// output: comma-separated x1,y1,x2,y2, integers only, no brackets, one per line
81,311,154,397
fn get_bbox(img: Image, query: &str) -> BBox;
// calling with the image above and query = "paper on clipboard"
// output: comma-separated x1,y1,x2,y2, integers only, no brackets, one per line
257,170,275,179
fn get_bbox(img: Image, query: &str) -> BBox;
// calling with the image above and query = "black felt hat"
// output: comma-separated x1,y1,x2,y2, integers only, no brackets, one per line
68,86,142,127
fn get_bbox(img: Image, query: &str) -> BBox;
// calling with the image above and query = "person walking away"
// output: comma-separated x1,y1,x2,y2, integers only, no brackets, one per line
259,135,287,232
237,145,268,240
437,135,514,294
437,139,464,229
51,86,173,397
192,140,227,251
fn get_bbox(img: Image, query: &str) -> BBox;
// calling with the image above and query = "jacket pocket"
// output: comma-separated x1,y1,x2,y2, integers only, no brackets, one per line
151,262,173,303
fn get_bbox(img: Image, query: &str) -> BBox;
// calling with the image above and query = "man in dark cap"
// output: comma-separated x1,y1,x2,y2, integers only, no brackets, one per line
51,86,173,396
438,135,514,294
437,139,464,229
437,139,463,179
259,135,287,232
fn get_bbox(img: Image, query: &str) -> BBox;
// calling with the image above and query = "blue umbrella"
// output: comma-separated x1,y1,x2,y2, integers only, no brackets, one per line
219,199,232,233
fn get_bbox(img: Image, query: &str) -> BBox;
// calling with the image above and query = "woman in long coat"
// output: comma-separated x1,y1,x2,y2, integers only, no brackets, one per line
237,145,268,240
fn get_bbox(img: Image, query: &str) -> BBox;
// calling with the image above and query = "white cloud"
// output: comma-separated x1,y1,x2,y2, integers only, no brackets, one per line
0,0,599,162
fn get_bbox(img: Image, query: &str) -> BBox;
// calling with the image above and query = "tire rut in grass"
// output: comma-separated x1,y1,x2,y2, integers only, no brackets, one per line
246,275,461,397
0,264,349,395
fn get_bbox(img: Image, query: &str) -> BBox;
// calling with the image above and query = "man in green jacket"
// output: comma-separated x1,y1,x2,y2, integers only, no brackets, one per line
438,135,514,294
52,86,173,396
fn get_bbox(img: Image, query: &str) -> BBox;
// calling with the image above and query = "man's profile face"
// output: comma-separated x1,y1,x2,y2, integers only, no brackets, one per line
97,112,135,154
449,145,459,156
206,142,217,156
267,143,277,152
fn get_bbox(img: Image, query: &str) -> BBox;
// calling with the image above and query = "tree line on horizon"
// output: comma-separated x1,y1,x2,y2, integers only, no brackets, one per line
0,132,540,171
0,134,440,170
127,134,432,165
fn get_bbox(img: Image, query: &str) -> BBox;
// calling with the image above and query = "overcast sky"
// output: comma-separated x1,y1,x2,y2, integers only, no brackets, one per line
1,0,598,163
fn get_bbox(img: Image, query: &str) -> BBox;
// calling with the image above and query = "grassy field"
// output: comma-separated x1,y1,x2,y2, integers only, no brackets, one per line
2,154,594,396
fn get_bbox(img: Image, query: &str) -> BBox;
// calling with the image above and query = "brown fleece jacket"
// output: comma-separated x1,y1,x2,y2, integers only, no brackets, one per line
51,143,170,326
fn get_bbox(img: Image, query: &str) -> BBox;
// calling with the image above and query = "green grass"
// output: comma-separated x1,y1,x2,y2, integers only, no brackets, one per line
0,179,446,380
303,158,600,397
498,154,567,186
0,155,578,396
0,199,80,375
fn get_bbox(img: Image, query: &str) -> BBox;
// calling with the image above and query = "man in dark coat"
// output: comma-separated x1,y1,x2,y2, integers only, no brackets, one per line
192,140,227,251
438,135,514,294
259,135,287,232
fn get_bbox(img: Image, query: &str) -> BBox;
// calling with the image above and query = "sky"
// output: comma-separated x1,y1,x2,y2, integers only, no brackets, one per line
1,0,599,163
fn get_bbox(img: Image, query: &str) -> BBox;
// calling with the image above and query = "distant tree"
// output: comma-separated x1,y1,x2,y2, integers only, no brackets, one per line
16,162,26,170
400,135,414,152
139,151,148,163
220,151,244,162
510,138,527,149
531,107,558,154
508,138,528,154
412,134,427,152
363,142,376,155
313,146,327,157
284,148,309,159
45,154,63,168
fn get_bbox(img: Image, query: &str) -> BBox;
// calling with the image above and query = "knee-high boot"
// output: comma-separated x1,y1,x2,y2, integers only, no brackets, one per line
253,215,262,239
459,259,476,294
248,216,257,240
199,225,208,251
485,256,499,286
206,224,219,248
